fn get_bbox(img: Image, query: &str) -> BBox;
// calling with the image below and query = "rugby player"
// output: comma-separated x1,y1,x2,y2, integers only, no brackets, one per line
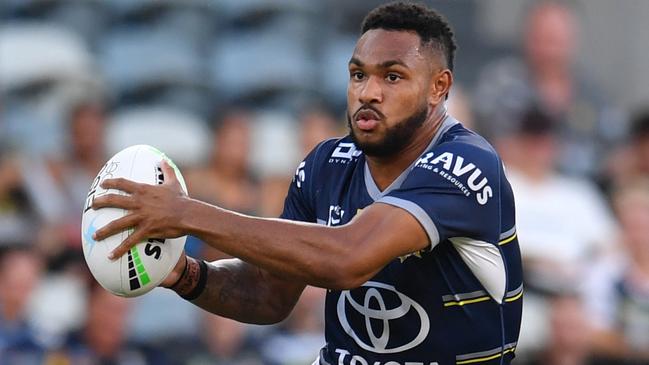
93,2,523,364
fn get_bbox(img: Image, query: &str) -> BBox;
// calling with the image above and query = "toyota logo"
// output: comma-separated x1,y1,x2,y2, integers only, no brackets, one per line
337,281,430,353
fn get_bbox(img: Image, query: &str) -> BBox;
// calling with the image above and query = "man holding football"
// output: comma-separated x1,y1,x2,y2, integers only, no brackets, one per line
92,2,523,364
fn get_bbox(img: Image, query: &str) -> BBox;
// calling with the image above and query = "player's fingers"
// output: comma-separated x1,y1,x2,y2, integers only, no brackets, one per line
100,178,141,194
92,193,136,210
160,160,180,187
109,228,146,260
93,214,139,242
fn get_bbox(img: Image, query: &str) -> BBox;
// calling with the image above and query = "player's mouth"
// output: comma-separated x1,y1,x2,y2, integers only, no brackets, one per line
354,108,382,131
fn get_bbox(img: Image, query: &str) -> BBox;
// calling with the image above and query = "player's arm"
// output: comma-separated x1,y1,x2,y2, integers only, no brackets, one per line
162,255,305,324
92,163,429,290
179,198,427,290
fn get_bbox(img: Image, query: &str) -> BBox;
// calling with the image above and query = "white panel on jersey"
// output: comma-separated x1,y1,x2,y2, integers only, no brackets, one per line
449,237,506,304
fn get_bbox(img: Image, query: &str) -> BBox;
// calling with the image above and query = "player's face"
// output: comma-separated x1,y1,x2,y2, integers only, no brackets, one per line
347,29,436,157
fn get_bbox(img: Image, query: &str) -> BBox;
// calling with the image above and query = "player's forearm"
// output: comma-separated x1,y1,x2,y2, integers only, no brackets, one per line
177,198,372,289
173,257,304,324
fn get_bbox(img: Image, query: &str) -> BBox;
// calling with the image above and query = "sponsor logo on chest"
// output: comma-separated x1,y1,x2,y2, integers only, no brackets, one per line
330,143,362,165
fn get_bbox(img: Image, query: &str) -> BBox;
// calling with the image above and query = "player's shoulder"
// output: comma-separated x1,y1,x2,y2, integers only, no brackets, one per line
419,119,502,170
411,119,503,205
438,121,499,158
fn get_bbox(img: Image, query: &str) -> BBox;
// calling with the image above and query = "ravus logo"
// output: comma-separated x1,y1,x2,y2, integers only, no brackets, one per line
416,151,493,205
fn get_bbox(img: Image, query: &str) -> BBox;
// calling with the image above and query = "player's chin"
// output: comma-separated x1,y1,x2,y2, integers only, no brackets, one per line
354,137,387,155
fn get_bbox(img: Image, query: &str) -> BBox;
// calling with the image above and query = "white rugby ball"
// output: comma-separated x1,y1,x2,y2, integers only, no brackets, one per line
81,145,187,297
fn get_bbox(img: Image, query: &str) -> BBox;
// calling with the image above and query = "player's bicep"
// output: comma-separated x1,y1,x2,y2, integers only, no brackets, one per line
337,203,429,281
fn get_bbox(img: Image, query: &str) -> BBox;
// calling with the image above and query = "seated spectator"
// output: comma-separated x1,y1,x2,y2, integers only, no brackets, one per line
18,99,107,260
585,179,649,364
0,247,45,364
186,109,259,216
298,105,342,157
56,284,150,365
474,0,625,179
495,107,618,356
184,314,264,365
260,286,326,365
0,156,35,247
605,109,649,188
528,293,597,365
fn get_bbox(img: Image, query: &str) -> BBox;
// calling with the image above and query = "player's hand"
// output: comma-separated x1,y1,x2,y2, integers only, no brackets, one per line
92,160,188,260
160,253,188,288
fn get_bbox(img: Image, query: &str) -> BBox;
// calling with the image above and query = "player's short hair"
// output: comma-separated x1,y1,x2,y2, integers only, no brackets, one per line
361,1,457,71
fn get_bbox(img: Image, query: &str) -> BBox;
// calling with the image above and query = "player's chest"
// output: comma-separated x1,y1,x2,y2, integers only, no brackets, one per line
314,167,374,227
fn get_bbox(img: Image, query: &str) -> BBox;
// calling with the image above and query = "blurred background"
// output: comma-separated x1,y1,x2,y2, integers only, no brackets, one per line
1,0,649,364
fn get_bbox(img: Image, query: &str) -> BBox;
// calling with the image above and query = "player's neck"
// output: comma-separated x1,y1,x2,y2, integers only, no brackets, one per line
366,107,446,191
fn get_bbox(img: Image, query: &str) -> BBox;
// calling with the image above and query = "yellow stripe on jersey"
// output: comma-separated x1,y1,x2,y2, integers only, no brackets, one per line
456,347,516,365
498,233,517,246
505,290,523,303
443,296,491,307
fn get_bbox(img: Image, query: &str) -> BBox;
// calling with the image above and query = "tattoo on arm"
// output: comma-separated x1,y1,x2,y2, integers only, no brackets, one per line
170,257,305,324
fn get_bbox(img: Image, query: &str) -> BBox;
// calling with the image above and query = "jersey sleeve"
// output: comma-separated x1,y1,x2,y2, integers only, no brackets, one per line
280,141,329,222
377,143,502,248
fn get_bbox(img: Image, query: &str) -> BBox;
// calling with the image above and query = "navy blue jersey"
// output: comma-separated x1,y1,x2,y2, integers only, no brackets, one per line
281,117,523,365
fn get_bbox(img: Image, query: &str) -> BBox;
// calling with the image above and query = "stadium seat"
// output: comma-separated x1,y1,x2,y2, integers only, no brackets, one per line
99,28,211,113
218,0,318,24
106,106,211,168
100,28,206,92
249,111,300,178
0,22,95,93
0,23,100,157
106,0,217,46
210,19,315,103
0,0,105,45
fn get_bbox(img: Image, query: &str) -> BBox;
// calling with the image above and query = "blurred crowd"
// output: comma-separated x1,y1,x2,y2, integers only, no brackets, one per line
1,1,649,364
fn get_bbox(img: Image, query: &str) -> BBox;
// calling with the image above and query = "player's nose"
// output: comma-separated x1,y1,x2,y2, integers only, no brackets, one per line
358,76,383,104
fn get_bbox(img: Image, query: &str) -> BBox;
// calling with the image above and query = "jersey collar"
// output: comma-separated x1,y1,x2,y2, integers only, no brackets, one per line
363,115,459,201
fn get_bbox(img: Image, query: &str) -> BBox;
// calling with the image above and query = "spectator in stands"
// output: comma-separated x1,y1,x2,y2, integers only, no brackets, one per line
260,286,326,365
605,109,649,187
18,100,107,259
298,105,342,157
184,314,263,365
0,247,45,363
529,293,596,365
473,0,625,179
185,108,259,261
254,105,341,218
584,179,649,364
183,109,260,353
494,106,617,357
57,285,148,365
0,156,35,247
186,109,259,217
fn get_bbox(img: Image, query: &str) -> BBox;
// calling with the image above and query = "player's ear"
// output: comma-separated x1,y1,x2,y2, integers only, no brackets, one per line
428,69,453,105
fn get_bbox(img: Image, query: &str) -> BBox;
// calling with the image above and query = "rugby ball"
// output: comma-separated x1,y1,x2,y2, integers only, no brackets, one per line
81,145,188,297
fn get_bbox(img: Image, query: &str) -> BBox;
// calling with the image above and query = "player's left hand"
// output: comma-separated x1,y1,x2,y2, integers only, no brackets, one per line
92,160,189,260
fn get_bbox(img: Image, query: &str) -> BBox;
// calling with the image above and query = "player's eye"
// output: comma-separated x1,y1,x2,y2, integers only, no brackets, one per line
351,71,365,81
386,73,402,83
